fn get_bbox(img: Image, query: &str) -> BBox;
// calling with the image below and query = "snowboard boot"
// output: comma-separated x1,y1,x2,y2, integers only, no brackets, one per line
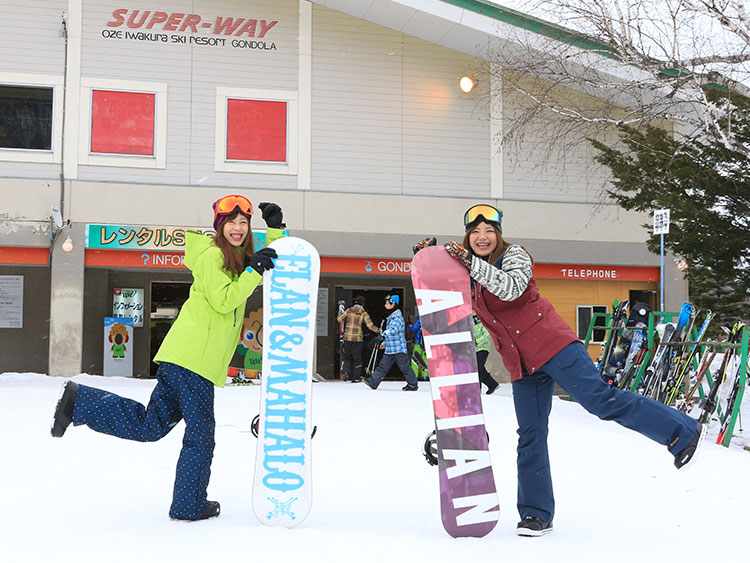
516,516,553,537
363,377,377,390
485,381,499,395
674,422,707,471
51,380,79,438
402,384,418,391
199,501,221,520
171,501,221,522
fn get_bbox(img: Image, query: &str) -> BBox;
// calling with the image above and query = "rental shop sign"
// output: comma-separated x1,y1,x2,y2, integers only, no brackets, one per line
101,8,280,50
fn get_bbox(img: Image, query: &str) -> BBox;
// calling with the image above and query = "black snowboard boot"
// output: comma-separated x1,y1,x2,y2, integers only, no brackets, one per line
516,516,553,536
402,383,418,391
199,501,221,520
171,501,220,522
51,380,79,438
674,422,706,470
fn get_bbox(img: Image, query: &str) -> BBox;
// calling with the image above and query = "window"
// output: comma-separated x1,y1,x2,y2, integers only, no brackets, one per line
0,73,63,163
79,78,167,169
226,99,287,162
0,85,53,150
577,305,608,343
90,90,155,156
215,87,297,175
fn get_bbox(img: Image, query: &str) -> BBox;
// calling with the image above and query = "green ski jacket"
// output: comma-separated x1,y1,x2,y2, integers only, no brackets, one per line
153,228,284,387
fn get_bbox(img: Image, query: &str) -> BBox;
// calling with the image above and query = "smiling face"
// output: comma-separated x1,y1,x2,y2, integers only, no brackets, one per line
468,221,498,257
222,213,250,247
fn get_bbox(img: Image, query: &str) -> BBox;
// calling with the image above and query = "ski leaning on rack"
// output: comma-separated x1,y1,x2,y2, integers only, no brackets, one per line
599,300,629,384
617,322,647,390
639,322,676,398
596,298,620,374
716,322,746,444
677,344,719,414
411,246,499,538
252,237,320,528
664,311,715,406
698,321,745,434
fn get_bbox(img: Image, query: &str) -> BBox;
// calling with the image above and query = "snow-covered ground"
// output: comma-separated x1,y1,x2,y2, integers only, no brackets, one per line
1,372,747,563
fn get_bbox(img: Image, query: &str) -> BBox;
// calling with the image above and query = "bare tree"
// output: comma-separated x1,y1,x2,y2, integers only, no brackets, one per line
491,0,750,157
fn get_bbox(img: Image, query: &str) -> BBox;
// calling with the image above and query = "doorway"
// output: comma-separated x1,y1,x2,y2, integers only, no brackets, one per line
334,286,408,381
149,281,191,376
629,289,657,312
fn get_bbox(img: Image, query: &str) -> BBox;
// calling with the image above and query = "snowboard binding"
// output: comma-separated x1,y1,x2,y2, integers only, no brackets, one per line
251,414,317,439
423,431,438,466
422,429,490,466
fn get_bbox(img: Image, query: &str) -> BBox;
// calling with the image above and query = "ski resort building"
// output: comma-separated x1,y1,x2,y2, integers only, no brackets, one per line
0,0,687,379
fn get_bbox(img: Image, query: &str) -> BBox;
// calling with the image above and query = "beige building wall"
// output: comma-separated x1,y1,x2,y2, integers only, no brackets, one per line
0,0,688,376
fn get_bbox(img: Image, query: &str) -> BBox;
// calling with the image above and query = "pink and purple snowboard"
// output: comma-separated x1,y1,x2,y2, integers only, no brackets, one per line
411,246,499,538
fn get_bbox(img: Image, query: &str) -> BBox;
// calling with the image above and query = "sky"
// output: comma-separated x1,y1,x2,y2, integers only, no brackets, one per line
1,371,747,563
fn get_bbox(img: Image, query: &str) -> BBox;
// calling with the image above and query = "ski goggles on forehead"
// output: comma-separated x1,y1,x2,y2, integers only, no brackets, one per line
463,204,502,230
213,194,253,217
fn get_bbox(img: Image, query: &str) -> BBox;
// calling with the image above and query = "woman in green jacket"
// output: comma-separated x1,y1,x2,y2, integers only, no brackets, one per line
51,194,286,521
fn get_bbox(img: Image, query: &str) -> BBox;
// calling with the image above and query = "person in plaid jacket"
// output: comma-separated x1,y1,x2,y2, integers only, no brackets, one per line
337,296,380,382
364,295,419,391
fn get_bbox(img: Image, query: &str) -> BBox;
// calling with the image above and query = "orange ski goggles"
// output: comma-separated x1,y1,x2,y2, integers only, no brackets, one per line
212,194,254,230
213,194,253,217
463,204,502,231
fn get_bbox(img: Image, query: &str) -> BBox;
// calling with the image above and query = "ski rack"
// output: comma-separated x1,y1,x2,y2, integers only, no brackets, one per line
585,309,748,447
583,311,649,379
691,326,748,447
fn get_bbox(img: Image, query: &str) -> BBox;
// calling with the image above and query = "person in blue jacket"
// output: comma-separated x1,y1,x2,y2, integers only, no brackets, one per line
51,195,285,521
364,295,420,391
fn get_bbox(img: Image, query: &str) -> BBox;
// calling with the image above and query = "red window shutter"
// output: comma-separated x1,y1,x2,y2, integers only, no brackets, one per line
91,90,155,156
226,99,287,162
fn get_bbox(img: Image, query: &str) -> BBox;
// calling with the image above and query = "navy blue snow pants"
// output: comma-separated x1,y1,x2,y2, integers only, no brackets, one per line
72,362,215,520
511,341,699,523
369,352,418,388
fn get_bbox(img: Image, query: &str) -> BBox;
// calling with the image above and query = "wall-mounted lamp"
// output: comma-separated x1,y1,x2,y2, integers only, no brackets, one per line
49,204,71,261
459,76,477,93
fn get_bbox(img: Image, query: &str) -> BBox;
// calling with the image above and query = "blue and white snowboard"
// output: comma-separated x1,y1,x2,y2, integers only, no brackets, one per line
252,236,320,527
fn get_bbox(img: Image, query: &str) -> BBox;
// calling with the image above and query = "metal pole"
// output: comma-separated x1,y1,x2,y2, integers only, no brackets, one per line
660,232,665,311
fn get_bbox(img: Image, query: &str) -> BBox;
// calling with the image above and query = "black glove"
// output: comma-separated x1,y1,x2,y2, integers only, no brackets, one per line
374,333,385,345
258,202,285,229
247,247,278,274
412,237,437,255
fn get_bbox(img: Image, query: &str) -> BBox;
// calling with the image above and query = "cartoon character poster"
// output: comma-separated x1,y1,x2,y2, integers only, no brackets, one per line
103,316,133,377
236,308,263,376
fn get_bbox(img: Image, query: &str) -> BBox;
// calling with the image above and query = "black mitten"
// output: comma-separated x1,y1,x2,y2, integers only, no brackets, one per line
247,247,278,274
258,202,285,229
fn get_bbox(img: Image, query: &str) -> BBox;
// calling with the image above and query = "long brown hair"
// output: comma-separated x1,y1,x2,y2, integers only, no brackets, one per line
462,222,532,265
212,210,255,276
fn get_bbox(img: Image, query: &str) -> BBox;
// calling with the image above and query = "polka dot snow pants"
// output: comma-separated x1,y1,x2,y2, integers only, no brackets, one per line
72,362,216,520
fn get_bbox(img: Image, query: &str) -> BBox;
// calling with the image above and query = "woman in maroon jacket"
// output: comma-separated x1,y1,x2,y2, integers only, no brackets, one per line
436,204,705,537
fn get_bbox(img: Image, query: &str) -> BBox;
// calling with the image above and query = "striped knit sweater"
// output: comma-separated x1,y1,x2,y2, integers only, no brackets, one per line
469,245,532,301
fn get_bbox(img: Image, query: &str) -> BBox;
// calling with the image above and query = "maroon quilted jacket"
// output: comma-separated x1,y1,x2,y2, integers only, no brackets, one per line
472,257,577,382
